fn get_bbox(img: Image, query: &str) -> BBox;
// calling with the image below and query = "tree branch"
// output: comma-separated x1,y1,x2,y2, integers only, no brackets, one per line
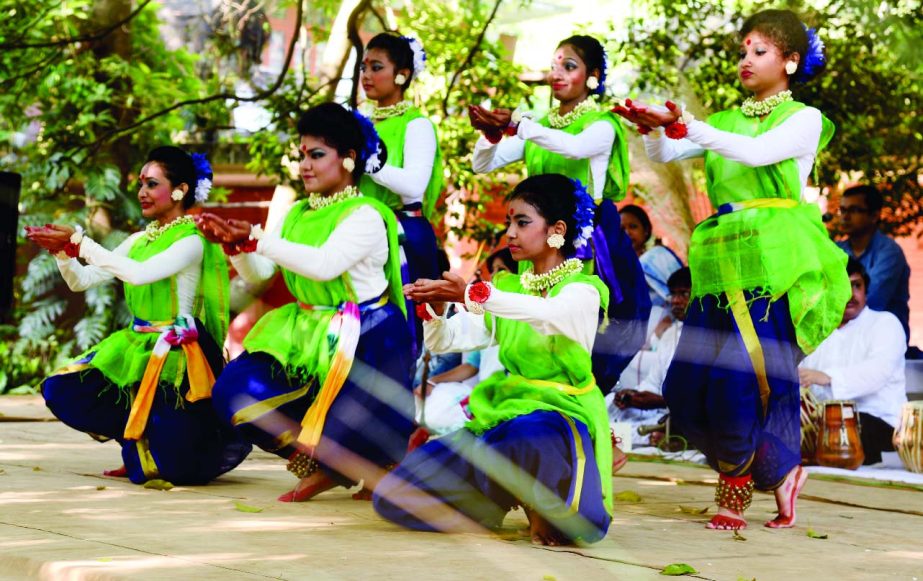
71,0,306,156
441,0,504,117
0,0,154,50
347,0,373,109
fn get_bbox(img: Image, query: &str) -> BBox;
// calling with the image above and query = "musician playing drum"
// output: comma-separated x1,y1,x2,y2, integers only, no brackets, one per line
799,258,907,465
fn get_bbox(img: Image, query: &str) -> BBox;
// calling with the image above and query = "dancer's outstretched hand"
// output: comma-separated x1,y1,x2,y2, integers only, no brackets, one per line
195,213,250,244
25,224,73,253
467,105,512,131
612,99,682,129
405,272,467,304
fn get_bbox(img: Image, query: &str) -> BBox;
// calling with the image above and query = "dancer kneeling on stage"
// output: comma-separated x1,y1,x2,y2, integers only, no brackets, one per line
197,103,415,502
28,147,251,485
374,174,613,546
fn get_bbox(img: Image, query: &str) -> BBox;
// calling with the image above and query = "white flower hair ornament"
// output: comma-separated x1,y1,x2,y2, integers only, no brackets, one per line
364,141,383,174
401,36,426,80
190,153,213,204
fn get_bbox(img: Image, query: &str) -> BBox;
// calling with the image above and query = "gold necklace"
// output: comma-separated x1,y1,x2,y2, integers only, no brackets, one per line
143,215,194,242
306,185,361,210
371,101,411,120
741,90,793,118
548,99,598,129
520,258,583,293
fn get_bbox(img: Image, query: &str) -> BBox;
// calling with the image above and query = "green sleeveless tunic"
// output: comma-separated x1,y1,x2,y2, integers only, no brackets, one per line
242,197,405,385
523,109,629,201
85,221,229,394
691,100,849,353
466,271,613,511
359,106,444,220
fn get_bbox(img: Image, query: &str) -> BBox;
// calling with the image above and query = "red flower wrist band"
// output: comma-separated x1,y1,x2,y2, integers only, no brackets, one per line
465,281,492,315
415,303,434,322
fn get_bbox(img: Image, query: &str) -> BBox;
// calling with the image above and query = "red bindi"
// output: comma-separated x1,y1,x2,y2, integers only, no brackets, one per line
746,39,751,45
300,144,308,154
508,208,515,216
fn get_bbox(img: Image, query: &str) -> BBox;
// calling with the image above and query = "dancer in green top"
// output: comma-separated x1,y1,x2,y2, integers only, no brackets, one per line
374,174,612,546
616,9,849,531
359,32,443,354
469,34,651,393
197,103,415,503
28,147,250,485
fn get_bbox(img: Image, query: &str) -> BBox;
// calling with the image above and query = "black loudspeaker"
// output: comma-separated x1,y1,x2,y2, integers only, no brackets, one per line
0,172,21,322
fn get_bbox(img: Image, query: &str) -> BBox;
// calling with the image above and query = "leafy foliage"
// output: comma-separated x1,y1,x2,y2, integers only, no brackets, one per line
615,0,922,236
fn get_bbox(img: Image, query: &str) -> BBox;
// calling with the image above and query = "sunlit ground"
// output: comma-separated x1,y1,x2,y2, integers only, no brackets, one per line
1,398,922,580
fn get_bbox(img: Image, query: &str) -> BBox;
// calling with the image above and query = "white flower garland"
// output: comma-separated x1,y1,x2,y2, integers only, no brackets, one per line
306,185,361,210
143,215,195,242
741,90,793,118
405,36,426,79
371,101,412,120
548,99,598,129
520,258,583,293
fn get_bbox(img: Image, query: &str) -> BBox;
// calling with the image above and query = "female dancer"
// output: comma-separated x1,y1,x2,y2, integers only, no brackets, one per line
615,9,848,530
27,147,250,485
620,204,683,332
359,32,442,352
469,34,650,392
374,174,612,546
197,103,415,502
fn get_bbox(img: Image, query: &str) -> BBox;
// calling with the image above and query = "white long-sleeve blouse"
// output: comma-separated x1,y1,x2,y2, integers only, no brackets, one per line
423,282,602,356
230,202,390,303
471,117,615,200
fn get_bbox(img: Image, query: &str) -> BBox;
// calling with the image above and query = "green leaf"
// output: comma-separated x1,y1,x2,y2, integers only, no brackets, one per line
614,490,643,503
678,505,708,515
806,528,828,540
233,501,264,513
660,563,698,576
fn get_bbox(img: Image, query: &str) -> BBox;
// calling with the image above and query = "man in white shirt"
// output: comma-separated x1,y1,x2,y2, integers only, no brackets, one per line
610,267,690,446
799,258,907,465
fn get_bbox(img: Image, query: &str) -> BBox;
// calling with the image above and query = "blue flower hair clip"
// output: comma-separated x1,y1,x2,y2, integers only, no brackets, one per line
594,46,608,96
570,178,596,248
190,152,212,203
351,109,384,174
795,26,825,83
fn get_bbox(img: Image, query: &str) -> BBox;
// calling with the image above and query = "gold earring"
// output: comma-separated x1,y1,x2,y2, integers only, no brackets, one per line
547,233,565,249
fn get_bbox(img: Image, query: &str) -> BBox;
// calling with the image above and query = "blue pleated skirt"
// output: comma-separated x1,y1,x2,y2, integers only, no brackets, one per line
41,324,252,485
211,301,415,487
373,410,610,544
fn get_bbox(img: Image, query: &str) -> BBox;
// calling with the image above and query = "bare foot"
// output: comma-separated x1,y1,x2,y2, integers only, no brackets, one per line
765,465,807,528
278,471,337,502
611,432,628,474
351,487,373,501
103,465,128,477
706,506,747,530
524,507,571,546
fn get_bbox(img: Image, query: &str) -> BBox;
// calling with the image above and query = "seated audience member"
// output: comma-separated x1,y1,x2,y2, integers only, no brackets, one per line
799,258,907,465
621,204,684,337
836,185,910,341
413,248,515,435
609,267,690,446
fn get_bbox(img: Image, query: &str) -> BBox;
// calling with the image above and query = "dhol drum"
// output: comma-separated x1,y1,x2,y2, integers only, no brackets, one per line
800,387,821,464
815,400,864,470
893,402,923,474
